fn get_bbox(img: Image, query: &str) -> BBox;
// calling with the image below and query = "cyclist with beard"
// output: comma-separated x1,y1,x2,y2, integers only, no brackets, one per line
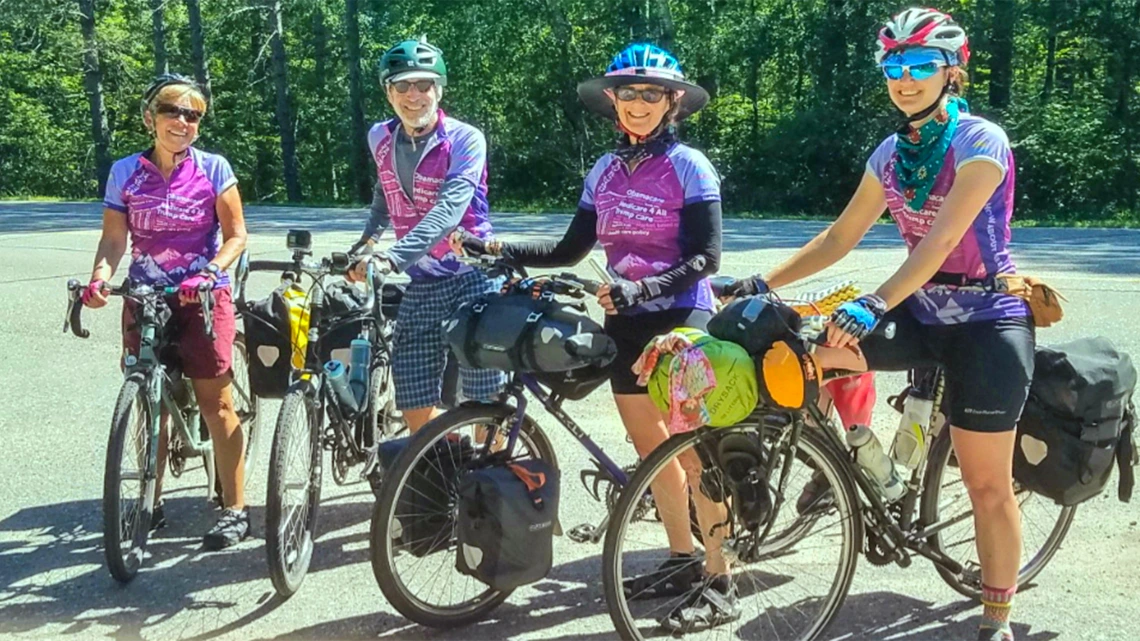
349,38,504,434
731,9,1030,640
452,43,738,631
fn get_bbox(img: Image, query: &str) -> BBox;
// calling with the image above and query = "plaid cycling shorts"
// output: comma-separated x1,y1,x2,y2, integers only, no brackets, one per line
392,269,507,410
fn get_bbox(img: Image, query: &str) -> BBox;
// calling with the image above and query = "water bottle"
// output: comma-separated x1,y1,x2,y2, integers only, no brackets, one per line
891,392,934,470
324,360,359,417
846,424,906,503
348,338,371,406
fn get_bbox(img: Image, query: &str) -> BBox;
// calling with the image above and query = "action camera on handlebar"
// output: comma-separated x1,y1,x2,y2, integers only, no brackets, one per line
286,229,313,254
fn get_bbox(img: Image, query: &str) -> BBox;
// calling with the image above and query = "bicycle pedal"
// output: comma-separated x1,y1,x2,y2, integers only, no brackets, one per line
567,523,596,543
358,444,380,481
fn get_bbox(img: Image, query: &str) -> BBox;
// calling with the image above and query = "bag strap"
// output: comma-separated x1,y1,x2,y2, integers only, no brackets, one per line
513,295,554,372
508,463,547,510
1117,403,1136,503
462,300,488,368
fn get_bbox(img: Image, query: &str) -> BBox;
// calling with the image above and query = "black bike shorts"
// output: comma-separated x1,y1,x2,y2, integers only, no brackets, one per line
605,308,713,395
859,306,1035,433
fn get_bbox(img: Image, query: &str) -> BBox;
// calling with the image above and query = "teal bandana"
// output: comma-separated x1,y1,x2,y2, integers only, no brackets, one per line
894,96,969,209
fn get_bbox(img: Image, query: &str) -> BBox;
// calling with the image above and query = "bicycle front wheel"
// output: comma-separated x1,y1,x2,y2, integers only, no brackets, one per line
603,421,861,641
103,375,158,583
370,404,556,629
921,427,1077,599
265,384,324,598
231,332,262,486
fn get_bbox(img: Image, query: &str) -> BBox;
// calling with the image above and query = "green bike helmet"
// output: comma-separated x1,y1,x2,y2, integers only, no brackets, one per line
378,38,447,86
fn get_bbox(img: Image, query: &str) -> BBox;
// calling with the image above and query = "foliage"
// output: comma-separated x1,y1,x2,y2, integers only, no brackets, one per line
1,0,1138,224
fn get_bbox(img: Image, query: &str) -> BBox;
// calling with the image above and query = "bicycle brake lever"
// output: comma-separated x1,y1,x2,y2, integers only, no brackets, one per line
579,468,604,503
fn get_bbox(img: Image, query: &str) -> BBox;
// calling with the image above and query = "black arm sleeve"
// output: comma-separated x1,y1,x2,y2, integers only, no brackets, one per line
500,206,598,268
640,199,722,300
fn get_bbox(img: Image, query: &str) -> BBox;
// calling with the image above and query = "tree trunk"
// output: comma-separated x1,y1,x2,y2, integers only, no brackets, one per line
265,0,303,202
988,0,1015,109
650,0,675,52
1112,0,1140,122
344,0,372,203
150,0,167,76
1041,0,1061,102
185,0,212,102
312,6,328,81
79,0,112,196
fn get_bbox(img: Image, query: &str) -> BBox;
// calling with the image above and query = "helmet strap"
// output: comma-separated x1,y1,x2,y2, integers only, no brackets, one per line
899,82,949,130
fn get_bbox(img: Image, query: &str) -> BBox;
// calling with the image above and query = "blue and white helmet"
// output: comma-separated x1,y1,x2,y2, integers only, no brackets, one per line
578,43,709,120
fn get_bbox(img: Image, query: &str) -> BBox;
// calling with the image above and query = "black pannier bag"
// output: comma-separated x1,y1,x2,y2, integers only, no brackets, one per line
377,435,475,558
244,281,403,398
455,459,560,591
445,294,616,373
708,295,802,354
242,285,298,398
1013,337,1137,506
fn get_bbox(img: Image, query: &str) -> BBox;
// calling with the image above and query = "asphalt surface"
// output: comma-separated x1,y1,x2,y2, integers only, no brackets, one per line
1,202,1139,641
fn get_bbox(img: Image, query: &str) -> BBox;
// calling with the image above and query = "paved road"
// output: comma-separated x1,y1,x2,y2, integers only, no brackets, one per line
1,202,1139,641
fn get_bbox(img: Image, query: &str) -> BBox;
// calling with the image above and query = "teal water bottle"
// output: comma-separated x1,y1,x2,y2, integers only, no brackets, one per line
349,338,371,406
325,360,359,417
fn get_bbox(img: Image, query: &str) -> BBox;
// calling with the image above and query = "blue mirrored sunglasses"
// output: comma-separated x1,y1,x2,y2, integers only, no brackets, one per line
881,60,946,81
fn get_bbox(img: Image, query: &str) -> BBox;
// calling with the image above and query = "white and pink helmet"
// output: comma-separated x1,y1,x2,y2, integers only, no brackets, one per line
875,7,971,66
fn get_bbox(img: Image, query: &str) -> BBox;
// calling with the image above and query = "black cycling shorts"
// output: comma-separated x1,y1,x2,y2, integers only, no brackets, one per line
605,308,713,395
859,306,1035,433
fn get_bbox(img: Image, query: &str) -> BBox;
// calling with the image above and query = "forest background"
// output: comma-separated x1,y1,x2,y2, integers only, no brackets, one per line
2,0,1138,226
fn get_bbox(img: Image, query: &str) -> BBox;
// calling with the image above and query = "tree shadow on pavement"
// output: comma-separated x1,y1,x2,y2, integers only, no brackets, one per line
822,591,1060,641
0,487,378,640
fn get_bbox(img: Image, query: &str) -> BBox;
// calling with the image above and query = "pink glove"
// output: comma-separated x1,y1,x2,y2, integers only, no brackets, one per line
179,273,213,302
81,279,107,306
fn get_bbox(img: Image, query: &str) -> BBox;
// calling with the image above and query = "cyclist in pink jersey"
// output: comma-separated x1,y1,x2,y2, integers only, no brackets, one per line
732,9,1030,640
83,74,251,550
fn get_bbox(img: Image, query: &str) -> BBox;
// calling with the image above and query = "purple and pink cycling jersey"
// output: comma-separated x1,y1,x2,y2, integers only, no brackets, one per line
104,147,236,288
867,114,1030,325
369,113,493,280
581,143,720,314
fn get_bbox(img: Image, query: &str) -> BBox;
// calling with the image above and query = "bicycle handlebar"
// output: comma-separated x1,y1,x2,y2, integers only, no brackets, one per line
247,259,297,272
63,278,216,340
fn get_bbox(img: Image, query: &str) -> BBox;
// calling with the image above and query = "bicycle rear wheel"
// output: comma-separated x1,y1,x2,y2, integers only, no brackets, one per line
603,421,861,641
103,375,158,583
265,383,323,598
921,427,1077,599
369,404,556,629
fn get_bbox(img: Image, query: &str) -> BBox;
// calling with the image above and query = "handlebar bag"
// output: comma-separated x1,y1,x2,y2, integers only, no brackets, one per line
445,293,616,374
708,295,801,355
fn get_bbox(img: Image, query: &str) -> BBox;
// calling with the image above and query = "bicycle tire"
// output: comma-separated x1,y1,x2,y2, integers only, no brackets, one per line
920,426,1077,600
369,404,556,629
265,384,324,598
603,422,862,641
103,375,158,583
232,332,262,486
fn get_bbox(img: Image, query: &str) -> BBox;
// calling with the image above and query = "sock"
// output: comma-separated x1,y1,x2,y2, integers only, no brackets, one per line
980,584,1015,638
707,573,732,594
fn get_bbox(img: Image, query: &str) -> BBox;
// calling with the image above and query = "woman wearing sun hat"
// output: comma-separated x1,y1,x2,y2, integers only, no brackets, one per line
452,43,738,628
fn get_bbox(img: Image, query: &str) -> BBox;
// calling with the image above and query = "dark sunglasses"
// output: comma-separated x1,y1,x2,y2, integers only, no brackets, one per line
881,61,945,81
614,86,668,104
390,79,436,94
155,103,203,123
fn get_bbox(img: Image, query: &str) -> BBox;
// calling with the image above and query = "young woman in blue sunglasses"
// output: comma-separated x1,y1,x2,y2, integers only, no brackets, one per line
731,8,1029,640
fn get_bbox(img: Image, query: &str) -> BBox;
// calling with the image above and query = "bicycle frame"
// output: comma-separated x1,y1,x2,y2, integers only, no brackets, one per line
784,366,966,576
123,291,221,496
